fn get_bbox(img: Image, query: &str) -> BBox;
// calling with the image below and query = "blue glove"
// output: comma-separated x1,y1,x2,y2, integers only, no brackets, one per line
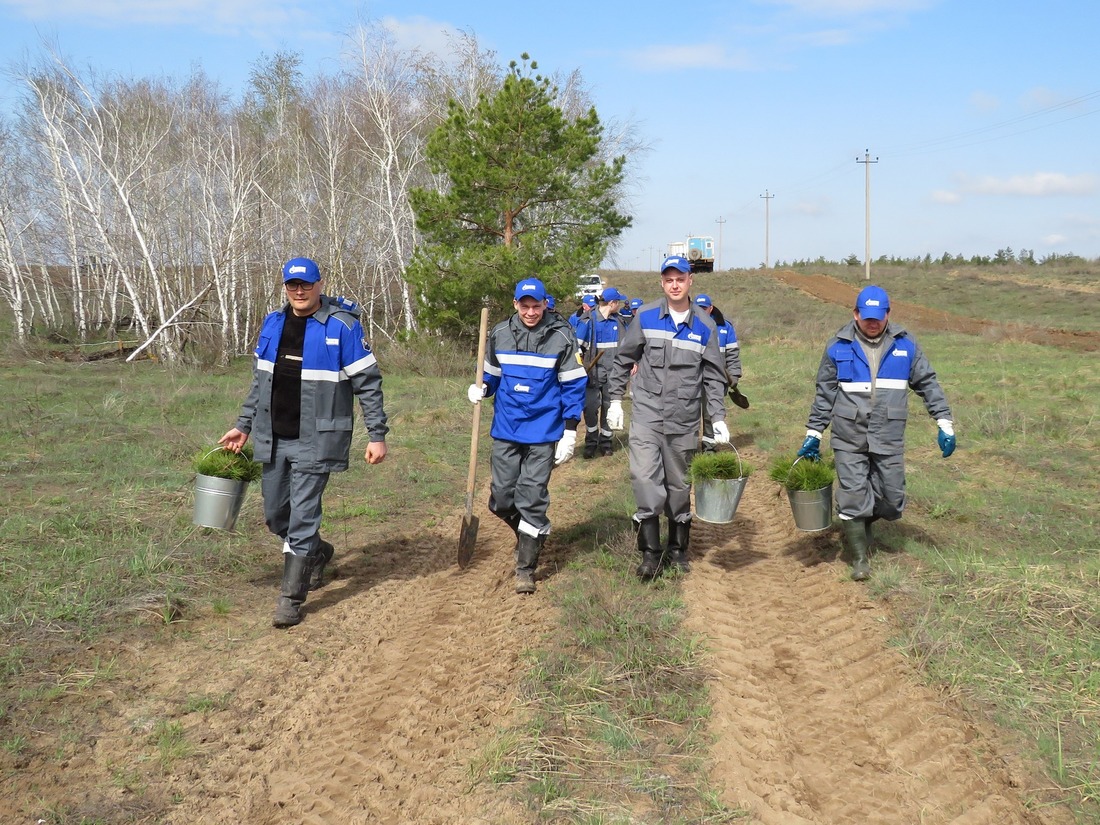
938,429,956,458
797,435,821,462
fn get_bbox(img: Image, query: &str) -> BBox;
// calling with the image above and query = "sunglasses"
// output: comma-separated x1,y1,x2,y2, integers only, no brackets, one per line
285,280,316,292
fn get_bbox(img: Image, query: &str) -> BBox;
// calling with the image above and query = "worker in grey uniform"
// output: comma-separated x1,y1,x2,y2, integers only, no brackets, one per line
468,277,587,594
797,284,955,581
606,255,729,579
219,257,389,628
694,293,744,452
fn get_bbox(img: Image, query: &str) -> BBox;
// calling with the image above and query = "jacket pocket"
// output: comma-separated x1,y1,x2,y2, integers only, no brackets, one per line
835,353,854,381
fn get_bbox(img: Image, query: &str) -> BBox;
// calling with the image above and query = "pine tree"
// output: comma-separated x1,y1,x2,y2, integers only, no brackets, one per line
406,55,630,337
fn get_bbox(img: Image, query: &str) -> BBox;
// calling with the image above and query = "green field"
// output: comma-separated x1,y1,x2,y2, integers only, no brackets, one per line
1,263,1098,821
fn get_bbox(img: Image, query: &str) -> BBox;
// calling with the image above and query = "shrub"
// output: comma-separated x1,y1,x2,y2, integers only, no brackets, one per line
191,443,262,482
688,451,752,482
768,455,835,491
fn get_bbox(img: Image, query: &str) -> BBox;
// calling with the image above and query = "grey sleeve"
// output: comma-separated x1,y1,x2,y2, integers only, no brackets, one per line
908,340,952,421
607,315,645,400
805,346,838,434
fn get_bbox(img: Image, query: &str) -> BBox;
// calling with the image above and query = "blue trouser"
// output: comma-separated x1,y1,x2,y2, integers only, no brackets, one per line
834,449,905,521
627,420,695,523
488,440,555,537
262,436,331,557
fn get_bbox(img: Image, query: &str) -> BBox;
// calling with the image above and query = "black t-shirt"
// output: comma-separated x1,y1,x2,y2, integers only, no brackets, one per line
271,312,308,439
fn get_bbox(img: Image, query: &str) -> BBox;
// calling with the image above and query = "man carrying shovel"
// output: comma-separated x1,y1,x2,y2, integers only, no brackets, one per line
467,277,587,594
796,284,956,581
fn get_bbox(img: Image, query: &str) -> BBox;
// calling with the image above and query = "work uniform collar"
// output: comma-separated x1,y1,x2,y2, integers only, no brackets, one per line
657,297,697,326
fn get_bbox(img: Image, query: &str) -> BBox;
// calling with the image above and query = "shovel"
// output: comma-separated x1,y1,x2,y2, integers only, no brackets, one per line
458,307,490,567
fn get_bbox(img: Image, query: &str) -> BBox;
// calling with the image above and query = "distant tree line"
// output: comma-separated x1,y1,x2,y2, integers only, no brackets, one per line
777,249,1096,270
0,28,636,362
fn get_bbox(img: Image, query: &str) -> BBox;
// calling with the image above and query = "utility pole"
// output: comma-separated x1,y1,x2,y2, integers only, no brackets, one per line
857,149,878,281
759,190,774,268
714,216,726,271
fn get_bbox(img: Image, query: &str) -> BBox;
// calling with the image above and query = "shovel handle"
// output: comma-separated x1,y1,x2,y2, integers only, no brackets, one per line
465,308,490,509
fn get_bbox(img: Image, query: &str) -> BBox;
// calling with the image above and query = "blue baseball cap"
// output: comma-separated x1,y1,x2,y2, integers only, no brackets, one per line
629,298,644,309
600,287,626,302
581,294,597,307
282,257,321,283
546,295,556,310
514,277,548,301
695,294,712,308
855,285,890,320
661,255,691,274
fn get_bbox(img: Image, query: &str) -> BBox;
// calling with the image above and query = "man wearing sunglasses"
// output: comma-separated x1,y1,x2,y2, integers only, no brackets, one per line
219,257,389,628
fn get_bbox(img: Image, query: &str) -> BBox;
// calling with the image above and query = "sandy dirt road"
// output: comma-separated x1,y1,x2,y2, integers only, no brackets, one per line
3,440,1072,824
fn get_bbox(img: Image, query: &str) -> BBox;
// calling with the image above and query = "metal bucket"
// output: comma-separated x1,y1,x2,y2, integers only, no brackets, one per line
787,484,833,532
193,474,248,530
694,477,748,524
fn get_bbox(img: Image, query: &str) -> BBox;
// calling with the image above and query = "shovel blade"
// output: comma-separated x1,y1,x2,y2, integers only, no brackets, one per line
458,513,479,567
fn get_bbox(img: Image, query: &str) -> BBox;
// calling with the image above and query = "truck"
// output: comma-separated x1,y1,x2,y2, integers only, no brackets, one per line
667,236,715,273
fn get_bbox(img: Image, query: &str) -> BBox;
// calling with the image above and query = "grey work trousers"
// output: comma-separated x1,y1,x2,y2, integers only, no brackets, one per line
489,439,555,537
834,449,906,521
628,420,695,523
262,436,331,557
584,379,613,450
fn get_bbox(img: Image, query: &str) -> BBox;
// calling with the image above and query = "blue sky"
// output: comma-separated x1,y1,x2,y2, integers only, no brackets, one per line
1,0,1097,269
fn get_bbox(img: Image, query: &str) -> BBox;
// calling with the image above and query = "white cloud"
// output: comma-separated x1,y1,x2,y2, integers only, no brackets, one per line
626,43,755,71
379,15,463,58
756,0,935,16
793,198,829,216
968,90,999,112
959,172,1100,197
0,0,309,28
931,189,961,204
1020,85,1067,111
1041,234,1069,246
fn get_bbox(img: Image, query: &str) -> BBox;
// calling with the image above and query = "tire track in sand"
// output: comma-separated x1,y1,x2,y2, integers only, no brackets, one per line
163,513,544,825
681,449,1059,825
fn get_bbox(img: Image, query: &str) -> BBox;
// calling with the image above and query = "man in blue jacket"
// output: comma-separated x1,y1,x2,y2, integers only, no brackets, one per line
797,284,955,581
468,278,587,594
219,257,389,628
575,286,626,458
694,294,744,452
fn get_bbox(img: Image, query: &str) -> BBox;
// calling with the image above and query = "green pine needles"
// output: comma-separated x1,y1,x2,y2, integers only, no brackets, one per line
688,450,753,482
769,455,835,492
191,444,262,483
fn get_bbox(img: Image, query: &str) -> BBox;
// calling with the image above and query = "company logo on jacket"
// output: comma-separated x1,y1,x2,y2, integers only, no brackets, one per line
514,383,530,392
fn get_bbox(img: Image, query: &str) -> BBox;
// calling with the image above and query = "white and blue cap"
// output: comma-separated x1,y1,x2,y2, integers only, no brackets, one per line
282,257,321,283
661,255,691,274
514,277,548,301
629,298,644,309
855,284,890,320
600,286,626,302
546,294,556,310
695,294,712,308
581,294,597,307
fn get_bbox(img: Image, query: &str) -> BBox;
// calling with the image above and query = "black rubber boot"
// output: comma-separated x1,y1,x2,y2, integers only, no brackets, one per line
841,518,871,582
272,553,311,628
667,520,692,573
635,517,663,581
308,538,335,590
514,533,541,594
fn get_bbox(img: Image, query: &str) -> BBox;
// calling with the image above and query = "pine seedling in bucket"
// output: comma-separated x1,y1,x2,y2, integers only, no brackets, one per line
690,449,752,524
192,444,262,530
769,454,836,532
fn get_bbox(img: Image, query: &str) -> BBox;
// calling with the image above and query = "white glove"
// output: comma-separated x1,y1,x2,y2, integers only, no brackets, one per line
607,400,624,431
467,383,485,404
712,420,730,445
936,418,954,436
554,429,576,466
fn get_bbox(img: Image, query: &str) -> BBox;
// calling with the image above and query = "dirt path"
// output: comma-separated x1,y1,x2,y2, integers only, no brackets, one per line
4,445,1072,823
681,446,1069,824
770,269,1100,351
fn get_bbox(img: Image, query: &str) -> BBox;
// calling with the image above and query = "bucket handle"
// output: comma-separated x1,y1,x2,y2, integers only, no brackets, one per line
713,441,745,479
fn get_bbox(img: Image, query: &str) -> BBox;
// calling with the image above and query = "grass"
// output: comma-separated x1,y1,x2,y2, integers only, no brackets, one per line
1,263,1099,821
476,536,747,823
